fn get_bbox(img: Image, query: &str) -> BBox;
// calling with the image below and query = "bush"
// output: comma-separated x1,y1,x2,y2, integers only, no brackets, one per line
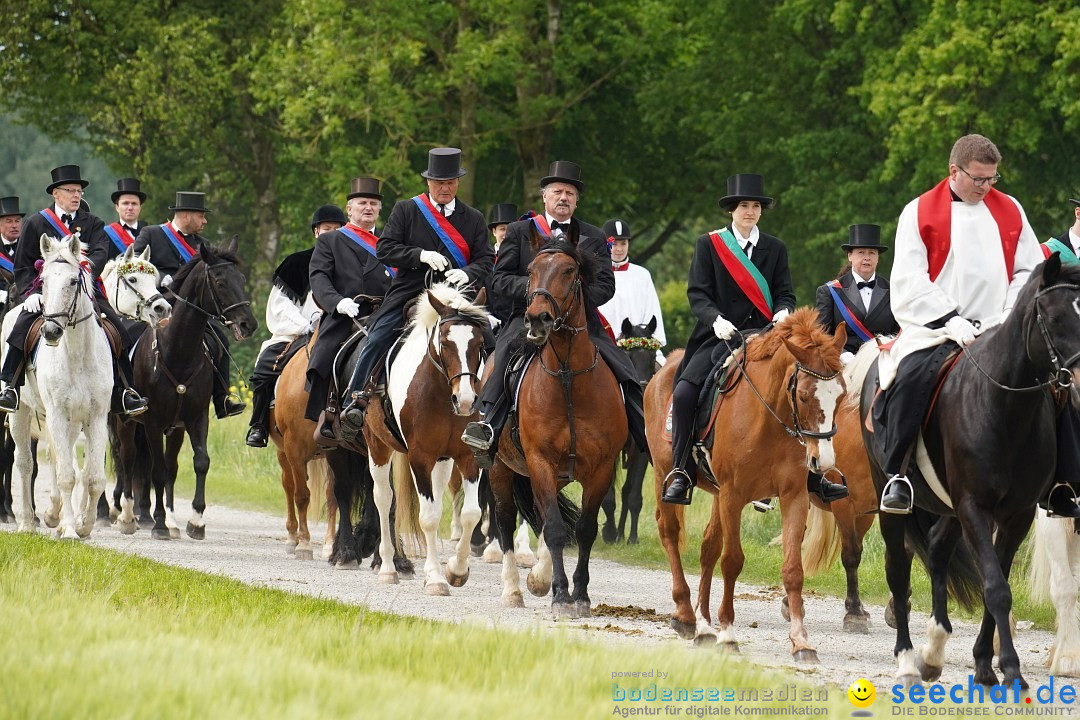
658,280,695,351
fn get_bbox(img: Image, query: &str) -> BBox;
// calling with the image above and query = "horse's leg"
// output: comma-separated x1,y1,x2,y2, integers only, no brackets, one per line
325,450,357,568
692,495,723,646
276,445,299,553
531,468,573,619
185,418,210,540
489,460,524,607
914,516,963,682
714,487,746,652
776,489,816,662
514,517,536,567
1042,514,1080,676
601,470,617,544
833,500,872,633
623,448,648,545
162,429,184,538
11,412,36,532
145,428,171,540
47,416,79,541
446,464,481,589
964,505,1031,689
528,530,553,597
285,445,313,560
367,451,399,584
448,480,463,543
114,421,139,535
880,511,919,687
416,457,453,595
322,470,338,560
654,473,695,639
77,415,109,539
40,441,61,530
569,464,612,618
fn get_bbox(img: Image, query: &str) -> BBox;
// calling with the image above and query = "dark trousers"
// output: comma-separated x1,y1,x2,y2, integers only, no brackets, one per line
669,379,701,482
346,311,402,397
1057,405,1080,485
248,340,289,430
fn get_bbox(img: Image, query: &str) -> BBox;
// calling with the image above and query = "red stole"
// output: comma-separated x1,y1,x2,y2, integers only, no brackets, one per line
917,178,1021,282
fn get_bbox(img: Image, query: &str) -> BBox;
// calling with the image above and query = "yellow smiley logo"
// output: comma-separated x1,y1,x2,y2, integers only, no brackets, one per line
847,678,876,708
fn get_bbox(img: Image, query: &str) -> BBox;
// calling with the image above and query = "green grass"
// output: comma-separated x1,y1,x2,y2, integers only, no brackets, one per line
0,533,852,719
177,412,1057,630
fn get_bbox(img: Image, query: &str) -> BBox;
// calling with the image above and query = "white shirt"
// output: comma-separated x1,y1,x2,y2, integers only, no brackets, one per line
430,195,456,217
546,213,571,238
598,261,667,365
260,286,321,354
728,224,760,258
1069,229,1080,256
853,271,876,311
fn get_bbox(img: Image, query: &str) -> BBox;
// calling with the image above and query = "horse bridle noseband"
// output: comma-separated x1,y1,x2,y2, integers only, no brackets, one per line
169,260,251,326
41,260,96,332
112,263,166,322
425,313,487,388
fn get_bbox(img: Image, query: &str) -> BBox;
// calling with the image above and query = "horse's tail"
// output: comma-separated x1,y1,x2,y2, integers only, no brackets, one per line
801,504,842,577
306,457,329,522
391,451,425,557
511,474,580,547
906,507,982,611
841,339,885,410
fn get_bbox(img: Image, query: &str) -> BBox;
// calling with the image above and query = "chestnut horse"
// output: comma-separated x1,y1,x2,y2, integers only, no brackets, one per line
489,243,627,618
645,309,846,660
363,283,490,593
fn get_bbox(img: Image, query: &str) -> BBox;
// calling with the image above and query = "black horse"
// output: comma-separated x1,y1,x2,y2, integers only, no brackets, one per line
113,239,257,539
601,317,660,544
854,254,1080,690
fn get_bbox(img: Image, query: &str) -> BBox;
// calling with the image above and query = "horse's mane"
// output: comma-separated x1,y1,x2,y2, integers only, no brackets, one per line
410,282,492,333
44,238,86,272
536,240,604,290
744,307,842,373
170,243,241,288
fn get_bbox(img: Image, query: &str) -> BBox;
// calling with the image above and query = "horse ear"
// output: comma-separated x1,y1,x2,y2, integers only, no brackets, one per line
198,241,213,263
225,235,239,255
646,315,657,335
123,244,136,263
39,233,52,258
140,244,152,263
473,286,487,306
782,336,815,367
832,321,848,353
1043,251,1063,286
427,290,448,315
67,233,81,257
621,318,633,337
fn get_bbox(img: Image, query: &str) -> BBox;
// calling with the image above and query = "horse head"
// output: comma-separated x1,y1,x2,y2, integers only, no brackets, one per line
38,232,92,346
525,243,589,345
777,312,848,474
1022,254,1080,397
617,316,661,386
423,284,490,416
171,237,258,340
103,244,171,328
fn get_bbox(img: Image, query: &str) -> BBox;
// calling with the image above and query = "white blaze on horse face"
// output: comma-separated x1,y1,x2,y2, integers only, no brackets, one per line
809,376,844,472
446,324,478,415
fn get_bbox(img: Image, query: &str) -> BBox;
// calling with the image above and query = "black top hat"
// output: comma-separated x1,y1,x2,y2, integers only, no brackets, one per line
111,177,147,204
1070,198,1080,207
169,191,212,213
310,204,348,231
718,173,774,211
347,177,383,200
46,164,90,194
420,148,467,180
540,160,584,192
488,203,517,228
841,224,888,253
602,218,632,240
0,196,24,219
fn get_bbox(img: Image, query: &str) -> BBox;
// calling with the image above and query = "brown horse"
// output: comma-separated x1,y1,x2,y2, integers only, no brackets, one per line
362,283,490,593
489,243,627,618
645,309,846,660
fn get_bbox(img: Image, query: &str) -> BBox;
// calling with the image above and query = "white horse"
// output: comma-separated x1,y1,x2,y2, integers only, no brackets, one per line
3,234,113,539
1029,508,1080,676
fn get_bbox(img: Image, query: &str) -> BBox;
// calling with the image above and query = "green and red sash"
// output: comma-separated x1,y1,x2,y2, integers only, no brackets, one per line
161,223,196,263
1041,238,1079,265
708,227,772,319
339,223,396,277
412,194,470,267
825,280,873,342
917,178,1021,282
104,222,135,253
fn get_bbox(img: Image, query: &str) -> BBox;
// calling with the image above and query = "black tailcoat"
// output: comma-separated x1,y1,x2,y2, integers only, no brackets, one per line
814,271,898,354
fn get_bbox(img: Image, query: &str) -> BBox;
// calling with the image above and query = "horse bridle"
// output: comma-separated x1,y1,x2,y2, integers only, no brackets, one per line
425,313,487,388
41,260,96,332
111,262,166,322
169,260,251,326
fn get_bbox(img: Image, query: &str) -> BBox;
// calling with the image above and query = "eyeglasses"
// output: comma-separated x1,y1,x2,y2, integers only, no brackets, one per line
957,166,1002,187
55,187,84,195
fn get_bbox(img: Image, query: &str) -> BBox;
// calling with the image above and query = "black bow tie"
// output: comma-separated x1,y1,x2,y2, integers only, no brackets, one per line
551,221,566,232
857,279,876,290
61,214,74,226
124,224,137,234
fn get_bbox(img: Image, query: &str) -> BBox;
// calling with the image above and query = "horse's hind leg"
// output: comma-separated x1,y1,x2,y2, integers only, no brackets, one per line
11,413,36,532
162,428,184,538
881,511,920,688
367,449,400,584
1041,513,1080,676
285,442,313,560
834,501,873,633
916,516,963,681
77,415,109,538
325,449,357,568
692,496,723,646
601,473,617,544
489,460,524,607
277,446,299,553
621,448,648,545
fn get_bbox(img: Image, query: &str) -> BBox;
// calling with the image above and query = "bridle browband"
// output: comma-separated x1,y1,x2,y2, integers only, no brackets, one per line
110,261,166,322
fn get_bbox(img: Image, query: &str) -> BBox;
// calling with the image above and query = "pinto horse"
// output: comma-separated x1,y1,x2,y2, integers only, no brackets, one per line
489,243,626,618
852,255,1080,690
113,239,257,539
362,283,490,593
645,309,847,659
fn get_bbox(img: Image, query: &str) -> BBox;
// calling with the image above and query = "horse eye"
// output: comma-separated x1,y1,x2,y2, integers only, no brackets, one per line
124,276,136,285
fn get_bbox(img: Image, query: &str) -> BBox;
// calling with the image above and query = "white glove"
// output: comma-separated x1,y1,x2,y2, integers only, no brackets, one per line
945,315,977,348
0,289,8,304
712,316,736,340
162,274,173,288
336,298,360,318
840,351,855,365
772,308,790,324
23,294,42,313
420,250,449,271
488,315,502,331
306,311,321,333
445,268,469,286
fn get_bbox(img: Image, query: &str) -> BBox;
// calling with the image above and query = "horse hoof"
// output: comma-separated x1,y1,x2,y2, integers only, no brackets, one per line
526,573,551,597
602,526,617,544
719,640,740,654
670,617,697,640
793,649,819,664
574,600,592,618
843,614,871,634
482,547,503,564
897,674,921,691
169,527,180,540
1051,656,1080,678
470,543,486,558
285,541,297,554
76,524,92,539
377,572,399,585
295,548,314,561
117,520,137,535
16,523,34,533
516,554,537,569
138,516,154,529
43,513,59,529
334,560,360,571
425,582,451,597
552,602,575,620
502,592,525,608
915,655,942,683
445,567,469,588
151,528,172,540
95,517,111,529
185,523,203,540
692,633,718,648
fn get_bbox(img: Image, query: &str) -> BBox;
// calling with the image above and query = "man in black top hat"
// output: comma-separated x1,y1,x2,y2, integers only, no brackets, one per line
245,203,349,447
460,160,648,465
0,196,24,306
305,178,395,440
0,165,148,416
133,191,245,419
815,224,899,359
484,202,517,326
336,148,492,438
104,178,148,261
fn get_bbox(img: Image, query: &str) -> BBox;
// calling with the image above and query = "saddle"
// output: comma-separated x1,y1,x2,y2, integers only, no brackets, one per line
505,348,537,456
271,333,311,374
24,314,120,368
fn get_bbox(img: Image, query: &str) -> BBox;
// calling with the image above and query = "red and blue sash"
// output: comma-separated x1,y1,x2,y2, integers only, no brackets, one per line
339,223,396,277
1042,238,1079,265
161,223,196,263
40,208,72,237
825,280,873,343
522,210,553,240
708,228,773,319
917,178,1021,282
103,222,135,253
0,247,13,274
412,194,470,267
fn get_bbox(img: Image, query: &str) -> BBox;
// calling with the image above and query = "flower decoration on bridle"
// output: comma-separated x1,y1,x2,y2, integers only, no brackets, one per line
617,336,662,352
117,260,156,277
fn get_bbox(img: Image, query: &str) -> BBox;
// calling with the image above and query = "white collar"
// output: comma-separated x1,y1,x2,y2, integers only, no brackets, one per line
728,224,759,246
429,194,456,216
853,271,877,284
546,213,572,229
55,204,77,220
1069,229,1080,255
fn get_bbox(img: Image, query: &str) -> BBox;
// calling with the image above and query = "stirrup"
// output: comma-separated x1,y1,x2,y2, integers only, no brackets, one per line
661,467,694,506
1046,482,1080,518
0,386,19,413
751,498,774,513
121,389,148,417
879,474,913,515
461,421,494,451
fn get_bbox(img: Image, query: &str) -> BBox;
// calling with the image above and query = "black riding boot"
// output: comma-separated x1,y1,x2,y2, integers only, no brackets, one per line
245,385,272,447
0,346,25,413
807,470,850,504
462,396,508,471
661,379,699,505
113,352,148,417
1043,405,1080,518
